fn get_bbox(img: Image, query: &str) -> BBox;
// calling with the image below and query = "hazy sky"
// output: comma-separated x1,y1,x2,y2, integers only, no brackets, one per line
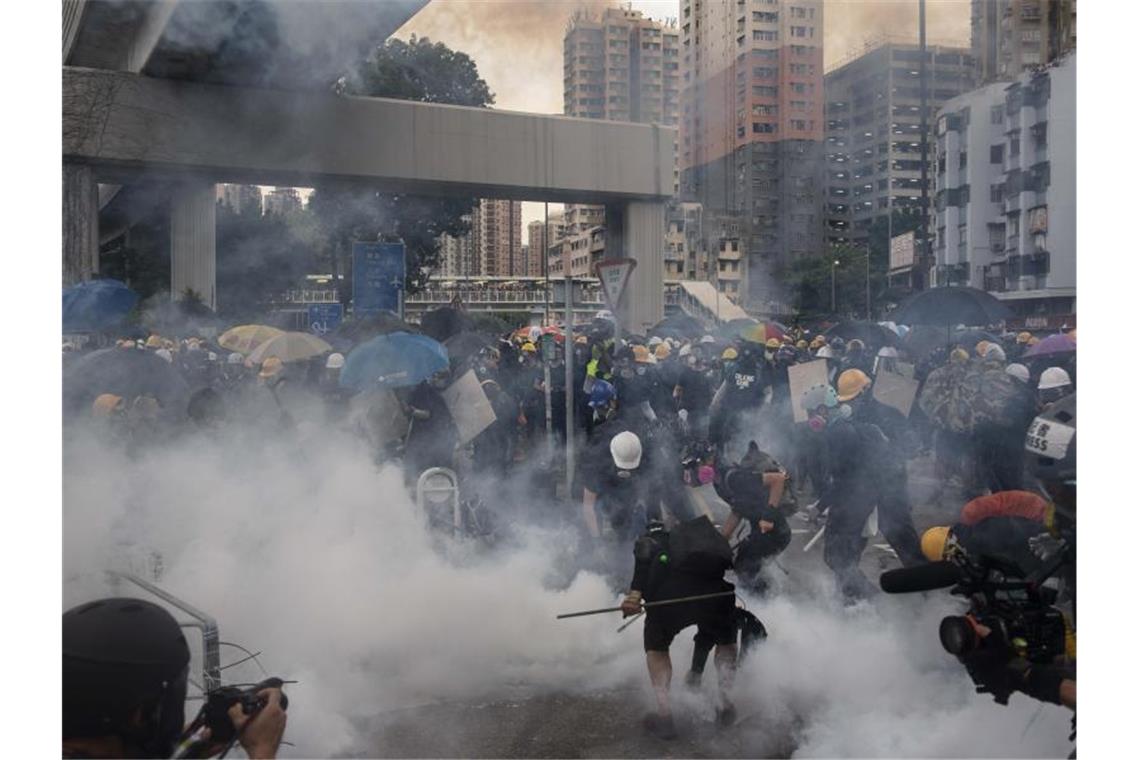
393,0,971,231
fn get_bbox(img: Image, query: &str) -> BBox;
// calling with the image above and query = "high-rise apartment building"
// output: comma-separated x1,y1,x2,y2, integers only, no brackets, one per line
474,198,523,277
217,184,263,215
679,0,825,310
824,41,976,248
932,53,1074,324
439,214,477,278
264,187,302,216
972,0,1076,84
562,7,681,234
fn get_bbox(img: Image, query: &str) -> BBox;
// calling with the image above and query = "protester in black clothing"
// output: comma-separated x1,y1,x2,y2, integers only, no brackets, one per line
403,372,458,484
709,342,766,452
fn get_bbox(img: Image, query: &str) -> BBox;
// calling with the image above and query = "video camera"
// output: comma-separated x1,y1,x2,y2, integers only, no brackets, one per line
881,541,1073,703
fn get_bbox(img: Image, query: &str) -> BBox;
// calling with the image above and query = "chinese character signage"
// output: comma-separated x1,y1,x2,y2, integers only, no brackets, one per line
352,242,406,318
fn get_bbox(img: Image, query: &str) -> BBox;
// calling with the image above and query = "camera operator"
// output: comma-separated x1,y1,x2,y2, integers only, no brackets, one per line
63,597,287,759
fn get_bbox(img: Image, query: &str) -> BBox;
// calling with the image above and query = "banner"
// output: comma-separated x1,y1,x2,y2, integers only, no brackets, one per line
872,371,921,418
890,231,916,271
788,359,831,423
441,369,497,446
352,241,405,318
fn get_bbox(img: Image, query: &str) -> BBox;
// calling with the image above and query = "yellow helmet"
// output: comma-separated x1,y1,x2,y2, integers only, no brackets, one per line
835,369,872,402
92,393,125,418
949,348,970,364
796,340,808,349
722,347,738,360
1027,336,1040,346
765,338,781,349
974,340,992,357
654,343,671,360
259,356,285,379
921,526,951,562
1016,331,1032,344
145,335,163,349
521,342,537,353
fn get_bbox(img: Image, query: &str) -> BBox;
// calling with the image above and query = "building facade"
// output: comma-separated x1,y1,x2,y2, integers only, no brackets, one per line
217,184,263,215
562,7,680,234
679,0,825,310
971,0,1076,85
438,214,477,278
932,53,1074,323
474,198,523,277
263,187,302,216
664,201,710,281
824,41,976,248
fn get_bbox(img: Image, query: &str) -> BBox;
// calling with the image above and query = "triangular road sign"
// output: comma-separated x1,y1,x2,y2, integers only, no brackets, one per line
594,258,637,310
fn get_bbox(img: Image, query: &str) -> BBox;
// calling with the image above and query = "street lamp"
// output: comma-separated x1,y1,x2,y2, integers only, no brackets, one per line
831,259,840,314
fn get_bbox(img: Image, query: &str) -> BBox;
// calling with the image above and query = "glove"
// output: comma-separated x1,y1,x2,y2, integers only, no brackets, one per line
621,590,643,618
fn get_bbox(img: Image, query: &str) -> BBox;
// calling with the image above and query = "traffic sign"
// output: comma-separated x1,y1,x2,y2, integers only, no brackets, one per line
594,258,637,311
352,241,406,318
307,303,343,335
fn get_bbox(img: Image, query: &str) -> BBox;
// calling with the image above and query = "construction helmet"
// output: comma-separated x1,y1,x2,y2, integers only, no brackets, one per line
92,394,125,418
949,348,970,364
1005,363,1030,383
145,335,163,349
836,369,872,402
1027,336,1040,346
1016,331,1033,344
796,339,808,350
722,347,738,360
326,352,345,370
521,342,537,353
765,338,781,350
921,526,951,562
227,352,244,365
588,379,616,409
700,334,717,345
632,345,653,364
610,430,643,470
847,339,865,353
810,335,826,348
647,336,663,348
816,345,835,359
654,343,671,360
801,383,838,413
154,348,173,364
1038,367,1072,390
259,356,285,379
877,346,899,359
975,340,992,357
829,337,846,350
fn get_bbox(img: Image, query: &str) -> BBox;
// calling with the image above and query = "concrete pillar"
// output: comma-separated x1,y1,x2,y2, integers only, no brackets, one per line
62,161,99,285
170,182,217,311
605,201,664,335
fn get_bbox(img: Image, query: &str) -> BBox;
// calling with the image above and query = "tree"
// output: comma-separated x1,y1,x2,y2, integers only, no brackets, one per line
311,36,495,301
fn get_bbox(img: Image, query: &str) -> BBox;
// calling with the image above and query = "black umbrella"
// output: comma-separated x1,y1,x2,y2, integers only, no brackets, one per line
650,313,706,339
888,286,1011,327
420,307,475,342
63,348,189,418
823,320,900,350
335,310,418,344
444,331,494,362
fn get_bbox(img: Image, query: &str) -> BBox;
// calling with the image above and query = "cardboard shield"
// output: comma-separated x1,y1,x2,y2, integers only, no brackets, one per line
442,369,497,445
872,371,921,418
788,359,831,423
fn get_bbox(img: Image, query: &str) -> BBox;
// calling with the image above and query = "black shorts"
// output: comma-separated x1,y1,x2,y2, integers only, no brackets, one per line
643,589,736,652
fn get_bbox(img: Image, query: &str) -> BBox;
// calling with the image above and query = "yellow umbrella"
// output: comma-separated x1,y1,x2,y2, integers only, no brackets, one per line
218,325,285,355
246,331,332,366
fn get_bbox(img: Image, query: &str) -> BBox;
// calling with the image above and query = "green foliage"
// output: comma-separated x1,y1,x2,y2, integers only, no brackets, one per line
312,35,495,299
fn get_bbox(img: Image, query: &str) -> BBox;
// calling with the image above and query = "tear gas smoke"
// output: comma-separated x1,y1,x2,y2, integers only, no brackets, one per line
64,409,1071,757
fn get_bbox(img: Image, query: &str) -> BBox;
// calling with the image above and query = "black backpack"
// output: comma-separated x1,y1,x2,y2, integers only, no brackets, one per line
667,515,733,580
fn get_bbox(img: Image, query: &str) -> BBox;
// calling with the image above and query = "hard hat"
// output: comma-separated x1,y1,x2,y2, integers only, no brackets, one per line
949,348,970,364
1027,336,1040,346
796,340,808,350
521,342,537,353
326,352,346,369
145,335,163,349
921,526,951,562
63,598,191,756
647,336,663,348
92,394,124,418
816,345,835,359
610,430,643,470
974,340,992,357
654,343,671,360
877,346,899,358
722,347,738,360
679,344,692,358
700,334,716,344
588,378,616,409
1005,363,1030,383
829,337,846,350
810,335,826,348
259,356,285,379
632,345,653,364
1016,331,1033,344
836,369,872,402
801,383,838,412
154,348,173,363
206,351,218,362
1025,392,1076,485
984,344,1006,362
765,338,781,349
847,339,865,352
227,352,244,365
1038,367,1072,390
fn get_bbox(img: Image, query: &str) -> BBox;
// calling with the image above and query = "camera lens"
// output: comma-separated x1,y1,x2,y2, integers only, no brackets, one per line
939,615,978,656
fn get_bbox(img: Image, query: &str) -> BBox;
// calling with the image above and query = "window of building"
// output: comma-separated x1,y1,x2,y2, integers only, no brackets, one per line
1010,135,1021,157
990,183,1004,203
754,29,778,41
790,25,813,38
753,85,778,97
753,104,778,116
959,151,968,169
789,119,807,130
753,66,777,78
990,144,1004,164
753,11,778,23
1021,29,1042,43
753,122,777,134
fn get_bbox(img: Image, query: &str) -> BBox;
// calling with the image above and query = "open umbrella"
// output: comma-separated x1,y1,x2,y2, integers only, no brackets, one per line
63,279,139,333
444,331,494,363
246,332,332,366
738,321,787,344
63,347,189,418
823,320,900,350
917,360,1031,434
420,307,475,342
888,286,1012,327
335,310,418,344
339,332,449,392
1022,333,1076,360
218,325,285,356
650,313,706,340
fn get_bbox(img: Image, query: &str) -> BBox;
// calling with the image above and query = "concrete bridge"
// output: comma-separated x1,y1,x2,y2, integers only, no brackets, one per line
62,0,676,334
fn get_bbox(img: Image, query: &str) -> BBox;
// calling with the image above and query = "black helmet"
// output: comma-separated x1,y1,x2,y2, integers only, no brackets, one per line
63,598,190,755
1024,393,1076,485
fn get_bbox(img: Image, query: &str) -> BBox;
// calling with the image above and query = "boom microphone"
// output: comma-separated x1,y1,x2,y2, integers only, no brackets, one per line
880,561,962,594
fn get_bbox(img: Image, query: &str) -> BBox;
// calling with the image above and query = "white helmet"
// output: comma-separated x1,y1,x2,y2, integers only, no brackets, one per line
207,351,218,362
227,352,244,365
816,345,835,359
984,344,1006,362
1005,363,1030,383
647,336,663,348
155,348,173,363
1038,367,1072,390
877,346,899,358
700,334,716,344
610,431,643,470
326,352,346,369
678,344,692,358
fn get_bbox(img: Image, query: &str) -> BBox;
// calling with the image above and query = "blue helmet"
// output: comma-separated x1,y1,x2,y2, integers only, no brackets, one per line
588,379,616,409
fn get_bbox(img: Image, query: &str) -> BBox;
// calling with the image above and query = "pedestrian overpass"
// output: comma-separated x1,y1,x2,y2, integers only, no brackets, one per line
62,0,676,335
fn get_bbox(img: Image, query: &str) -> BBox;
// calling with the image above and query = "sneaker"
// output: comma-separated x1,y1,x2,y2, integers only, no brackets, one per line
716,700,737,728
643,713,678,740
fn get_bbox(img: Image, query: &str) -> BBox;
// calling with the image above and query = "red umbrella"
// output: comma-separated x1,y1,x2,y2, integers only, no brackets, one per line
739,322,787,343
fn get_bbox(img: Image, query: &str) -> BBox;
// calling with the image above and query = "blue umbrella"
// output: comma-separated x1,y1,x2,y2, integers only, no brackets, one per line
339,332,449,392
63,279,139,333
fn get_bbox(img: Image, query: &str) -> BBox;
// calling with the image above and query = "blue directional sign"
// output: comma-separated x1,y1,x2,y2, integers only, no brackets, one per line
307,303,343,335
352,241,406,318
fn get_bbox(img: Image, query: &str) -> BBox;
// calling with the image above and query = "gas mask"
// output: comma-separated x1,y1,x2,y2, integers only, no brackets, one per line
807,414,827,432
